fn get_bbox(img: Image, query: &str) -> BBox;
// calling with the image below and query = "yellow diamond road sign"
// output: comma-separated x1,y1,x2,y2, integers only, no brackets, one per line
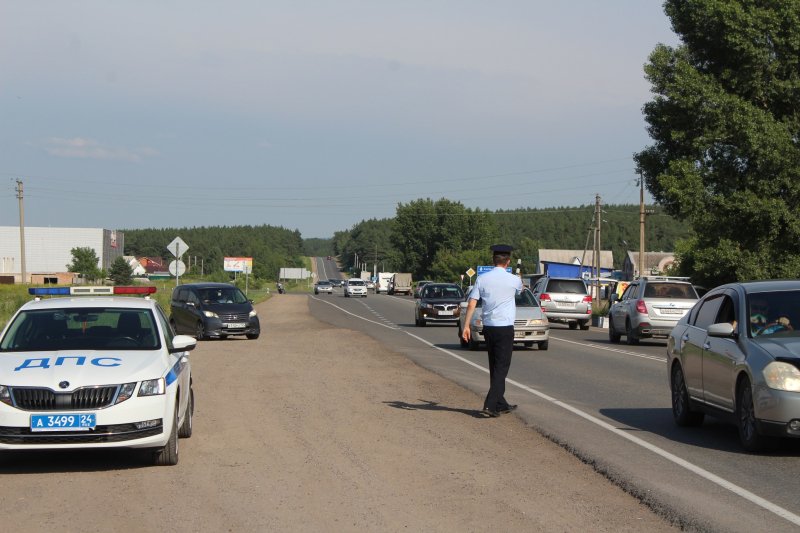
466,268,476,277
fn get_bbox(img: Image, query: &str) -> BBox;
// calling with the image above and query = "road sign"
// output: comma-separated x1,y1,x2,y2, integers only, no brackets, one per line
478,265,512,275
166,237,189,258
169,260,186,277
466,267,476,278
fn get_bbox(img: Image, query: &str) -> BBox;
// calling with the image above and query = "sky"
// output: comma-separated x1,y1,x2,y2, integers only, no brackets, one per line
0,1,679,239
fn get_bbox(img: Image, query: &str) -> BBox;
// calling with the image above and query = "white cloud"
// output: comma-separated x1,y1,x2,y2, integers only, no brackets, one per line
44,137,158,162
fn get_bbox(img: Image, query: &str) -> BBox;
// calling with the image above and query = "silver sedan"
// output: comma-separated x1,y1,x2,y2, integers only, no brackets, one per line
667,280,800,451
458,288,550,350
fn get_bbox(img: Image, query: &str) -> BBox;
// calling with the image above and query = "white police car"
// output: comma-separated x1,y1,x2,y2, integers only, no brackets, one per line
0,286,195,466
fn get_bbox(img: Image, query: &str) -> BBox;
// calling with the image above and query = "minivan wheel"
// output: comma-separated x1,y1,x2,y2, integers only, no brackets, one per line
195,321,205,340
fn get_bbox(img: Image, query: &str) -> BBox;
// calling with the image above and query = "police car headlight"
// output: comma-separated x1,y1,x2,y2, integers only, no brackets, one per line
249,309,257,317
115,382,137,404
138,378,166,396
203,310,218,318
763,362,800,392
0,385,11,406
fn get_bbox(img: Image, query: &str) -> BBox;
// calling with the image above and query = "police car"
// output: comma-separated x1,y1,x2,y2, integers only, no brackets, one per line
0,286,195,466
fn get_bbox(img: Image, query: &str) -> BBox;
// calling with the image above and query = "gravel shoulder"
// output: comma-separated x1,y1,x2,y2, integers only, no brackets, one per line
0,294,677,532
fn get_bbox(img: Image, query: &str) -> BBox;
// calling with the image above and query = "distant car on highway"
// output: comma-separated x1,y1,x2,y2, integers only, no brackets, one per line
667,280,800,451
328,279,343,288
458,288,549,350
344,279,368,298
415,283,464,326
531,276,592,330
314,280,333,295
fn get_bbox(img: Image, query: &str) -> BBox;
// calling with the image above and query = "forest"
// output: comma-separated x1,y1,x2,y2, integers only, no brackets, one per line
331,202,692,280
121,203,691,283
123,225,306,281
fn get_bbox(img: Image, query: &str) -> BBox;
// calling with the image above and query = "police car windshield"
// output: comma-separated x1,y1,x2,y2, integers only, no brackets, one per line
0,308,160,351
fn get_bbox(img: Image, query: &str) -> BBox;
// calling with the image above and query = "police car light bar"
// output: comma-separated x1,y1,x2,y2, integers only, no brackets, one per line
29,286,157,296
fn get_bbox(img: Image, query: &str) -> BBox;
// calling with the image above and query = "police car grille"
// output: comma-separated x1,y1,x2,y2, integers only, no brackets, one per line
218,312,249,321
12,386,119,410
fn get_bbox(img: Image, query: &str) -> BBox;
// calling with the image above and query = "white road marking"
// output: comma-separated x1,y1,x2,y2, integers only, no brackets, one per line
311,294,800,525
310,295,399,330
550,335,667,362
404,332,800,527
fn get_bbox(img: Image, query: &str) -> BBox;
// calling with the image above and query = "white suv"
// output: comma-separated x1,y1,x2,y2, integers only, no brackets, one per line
344,279,368,298
531,276,592,330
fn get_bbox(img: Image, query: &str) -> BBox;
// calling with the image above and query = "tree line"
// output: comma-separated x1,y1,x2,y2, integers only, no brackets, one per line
123,225,306,281
331,201,692,282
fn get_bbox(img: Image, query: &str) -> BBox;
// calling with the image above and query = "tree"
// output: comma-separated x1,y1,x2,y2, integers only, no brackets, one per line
67,247,102,282
635,1,800,287
108,256,134,285
391,198,497,279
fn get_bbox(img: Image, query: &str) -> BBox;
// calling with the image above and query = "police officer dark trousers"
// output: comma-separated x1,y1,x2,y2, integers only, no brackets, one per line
461,244,523,417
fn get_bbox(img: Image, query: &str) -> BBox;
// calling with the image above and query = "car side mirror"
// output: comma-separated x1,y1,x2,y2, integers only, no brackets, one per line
707,322,735,338
609,293,618,303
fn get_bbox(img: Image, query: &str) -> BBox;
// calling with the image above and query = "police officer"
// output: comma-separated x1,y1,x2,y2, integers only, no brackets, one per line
461,244,523,417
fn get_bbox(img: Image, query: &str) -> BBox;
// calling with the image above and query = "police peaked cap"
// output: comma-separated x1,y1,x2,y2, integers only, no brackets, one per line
490,244,514,254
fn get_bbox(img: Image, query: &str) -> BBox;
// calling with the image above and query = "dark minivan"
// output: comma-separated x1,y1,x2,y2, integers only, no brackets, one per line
170,282,260,340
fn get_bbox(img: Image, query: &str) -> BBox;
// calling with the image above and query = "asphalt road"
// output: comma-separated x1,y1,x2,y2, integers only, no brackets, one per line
307,276,800,533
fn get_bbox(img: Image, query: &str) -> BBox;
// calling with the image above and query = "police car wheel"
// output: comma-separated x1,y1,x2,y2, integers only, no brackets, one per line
178,389,194,439
153,407,179,466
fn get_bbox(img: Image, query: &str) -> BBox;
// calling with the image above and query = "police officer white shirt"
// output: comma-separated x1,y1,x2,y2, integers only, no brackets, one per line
469,267,523,327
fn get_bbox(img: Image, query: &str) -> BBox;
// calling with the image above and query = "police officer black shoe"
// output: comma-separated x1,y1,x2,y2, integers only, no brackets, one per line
498,404,518,414
483,408,501,418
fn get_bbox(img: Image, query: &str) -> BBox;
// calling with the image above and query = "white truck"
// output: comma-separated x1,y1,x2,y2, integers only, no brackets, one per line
388,273,413,295
376,272,395,294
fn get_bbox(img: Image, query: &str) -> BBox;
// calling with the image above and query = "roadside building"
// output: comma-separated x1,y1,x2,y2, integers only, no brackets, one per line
0,226,124,283
622,251,676,280
536,249,614,276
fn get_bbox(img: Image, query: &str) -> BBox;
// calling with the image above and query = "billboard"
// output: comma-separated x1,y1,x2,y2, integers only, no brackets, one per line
224,257,253,273
279,267,311,280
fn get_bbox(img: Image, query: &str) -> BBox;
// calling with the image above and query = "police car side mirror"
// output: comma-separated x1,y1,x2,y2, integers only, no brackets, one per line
171,334,197,353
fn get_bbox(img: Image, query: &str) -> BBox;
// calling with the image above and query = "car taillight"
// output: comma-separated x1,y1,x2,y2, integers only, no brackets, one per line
582,295,592,304
539,292,551,310
636,299,648,314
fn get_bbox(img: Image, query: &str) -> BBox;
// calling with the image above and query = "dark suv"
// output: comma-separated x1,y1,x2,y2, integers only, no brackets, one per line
531,276,592,330
170,282,260,340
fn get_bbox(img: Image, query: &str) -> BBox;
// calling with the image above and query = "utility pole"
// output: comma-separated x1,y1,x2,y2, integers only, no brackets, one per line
638,173,645,279
16,179,26,284
595,193,602,299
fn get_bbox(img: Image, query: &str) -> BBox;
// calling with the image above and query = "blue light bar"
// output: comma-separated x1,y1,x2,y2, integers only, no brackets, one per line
29,287,71,295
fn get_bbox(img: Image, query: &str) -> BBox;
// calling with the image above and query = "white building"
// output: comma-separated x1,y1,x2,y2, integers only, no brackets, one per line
0,226,124,283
